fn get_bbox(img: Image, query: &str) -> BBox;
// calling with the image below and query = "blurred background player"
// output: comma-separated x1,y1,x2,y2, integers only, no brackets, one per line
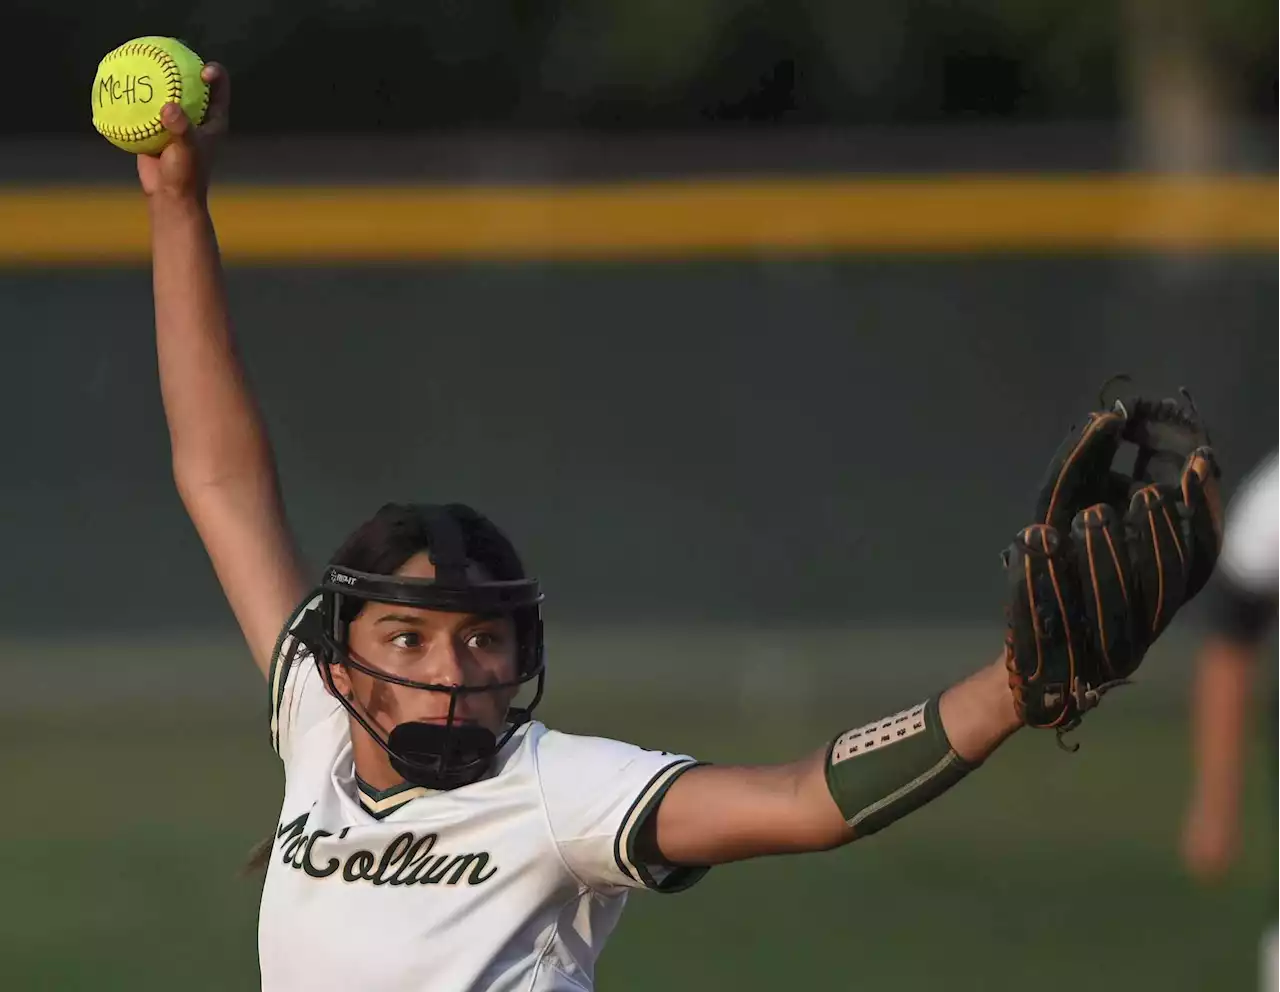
1181,450,1278,990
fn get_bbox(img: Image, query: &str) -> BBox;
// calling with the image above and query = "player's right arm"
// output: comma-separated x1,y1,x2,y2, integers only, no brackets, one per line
1181,452,1278,880
143,64,306,678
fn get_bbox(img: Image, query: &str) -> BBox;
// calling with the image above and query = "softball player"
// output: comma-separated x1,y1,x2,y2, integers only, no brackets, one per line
1180,450,1277,990
140,64,1222,992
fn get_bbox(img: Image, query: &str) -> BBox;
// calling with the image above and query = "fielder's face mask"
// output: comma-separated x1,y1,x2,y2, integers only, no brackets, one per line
289,510,545,792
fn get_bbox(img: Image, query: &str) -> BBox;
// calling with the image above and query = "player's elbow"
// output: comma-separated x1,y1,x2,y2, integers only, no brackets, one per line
787,767,856,853
798,820,855,853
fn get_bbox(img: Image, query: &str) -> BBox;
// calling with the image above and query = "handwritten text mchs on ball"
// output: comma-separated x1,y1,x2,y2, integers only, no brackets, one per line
98,75,154,106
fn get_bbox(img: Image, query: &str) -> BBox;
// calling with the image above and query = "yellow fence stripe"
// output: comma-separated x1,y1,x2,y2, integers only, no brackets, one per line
0,175,1273,265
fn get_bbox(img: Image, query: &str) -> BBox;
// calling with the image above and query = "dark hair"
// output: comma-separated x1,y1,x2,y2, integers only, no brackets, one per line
328,502,528,624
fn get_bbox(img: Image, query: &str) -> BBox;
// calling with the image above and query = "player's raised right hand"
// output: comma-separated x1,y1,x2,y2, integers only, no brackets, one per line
137,62,229,201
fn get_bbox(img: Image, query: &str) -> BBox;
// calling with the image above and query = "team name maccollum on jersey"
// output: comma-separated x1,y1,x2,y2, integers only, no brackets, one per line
276,811,499,888
258,598,710,992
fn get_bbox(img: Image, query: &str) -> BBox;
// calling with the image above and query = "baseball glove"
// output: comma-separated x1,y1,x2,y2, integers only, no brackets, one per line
1003,378,1223,747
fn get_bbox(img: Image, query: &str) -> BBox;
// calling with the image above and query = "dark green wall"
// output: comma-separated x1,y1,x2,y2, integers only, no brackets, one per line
2,256,1274,632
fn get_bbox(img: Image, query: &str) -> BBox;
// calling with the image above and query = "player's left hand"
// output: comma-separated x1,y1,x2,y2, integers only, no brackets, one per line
1001,380,1223,746
136,62,230,202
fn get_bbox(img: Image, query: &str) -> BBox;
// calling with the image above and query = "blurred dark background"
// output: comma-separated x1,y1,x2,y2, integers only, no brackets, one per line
0,4,1275,991
4,0,1277,132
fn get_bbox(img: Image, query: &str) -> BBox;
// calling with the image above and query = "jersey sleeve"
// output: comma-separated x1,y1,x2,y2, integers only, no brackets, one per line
534,730,710,895
267,595,342,765
1204,452,1279,645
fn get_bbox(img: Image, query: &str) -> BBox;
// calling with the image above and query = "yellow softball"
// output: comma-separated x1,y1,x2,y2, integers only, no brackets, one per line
91,37,209,155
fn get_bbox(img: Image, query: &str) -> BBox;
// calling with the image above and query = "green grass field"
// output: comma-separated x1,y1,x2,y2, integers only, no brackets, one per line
1,640,1273,992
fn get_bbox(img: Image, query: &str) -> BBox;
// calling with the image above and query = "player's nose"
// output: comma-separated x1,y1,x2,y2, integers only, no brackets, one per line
416,634,469,687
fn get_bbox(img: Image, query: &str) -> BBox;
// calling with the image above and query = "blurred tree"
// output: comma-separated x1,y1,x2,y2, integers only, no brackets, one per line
1124,0,1218,172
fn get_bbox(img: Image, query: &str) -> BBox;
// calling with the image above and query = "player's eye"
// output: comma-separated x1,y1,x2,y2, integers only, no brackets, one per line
464,629,505,652
390,631,423,650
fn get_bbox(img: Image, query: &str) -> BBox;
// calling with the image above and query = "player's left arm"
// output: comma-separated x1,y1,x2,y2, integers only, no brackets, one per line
644,653,1018,865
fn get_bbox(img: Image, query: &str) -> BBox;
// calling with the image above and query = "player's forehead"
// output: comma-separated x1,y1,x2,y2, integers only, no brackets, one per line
355,551,506,628
358,602,508,629
393,550,493,584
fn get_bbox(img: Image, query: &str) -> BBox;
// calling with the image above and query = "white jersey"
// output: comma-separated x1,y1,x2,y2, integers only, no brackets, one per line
1217,450,1278,598
259,599,707,992
1204,451,1279,645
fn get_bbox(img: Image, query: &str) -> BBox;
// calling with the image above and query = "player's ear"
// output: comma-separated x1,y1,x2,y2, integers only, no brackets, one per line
326,662,354,700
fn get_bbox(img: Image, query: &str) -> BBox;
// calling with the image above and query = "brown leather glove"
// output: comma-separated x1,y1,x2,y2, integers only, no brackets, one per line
1003,381,1223,747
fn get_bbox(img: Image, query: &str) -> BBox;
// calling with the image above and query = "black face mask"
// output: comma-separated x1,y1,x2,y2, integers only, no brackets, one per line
386,722,499,791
